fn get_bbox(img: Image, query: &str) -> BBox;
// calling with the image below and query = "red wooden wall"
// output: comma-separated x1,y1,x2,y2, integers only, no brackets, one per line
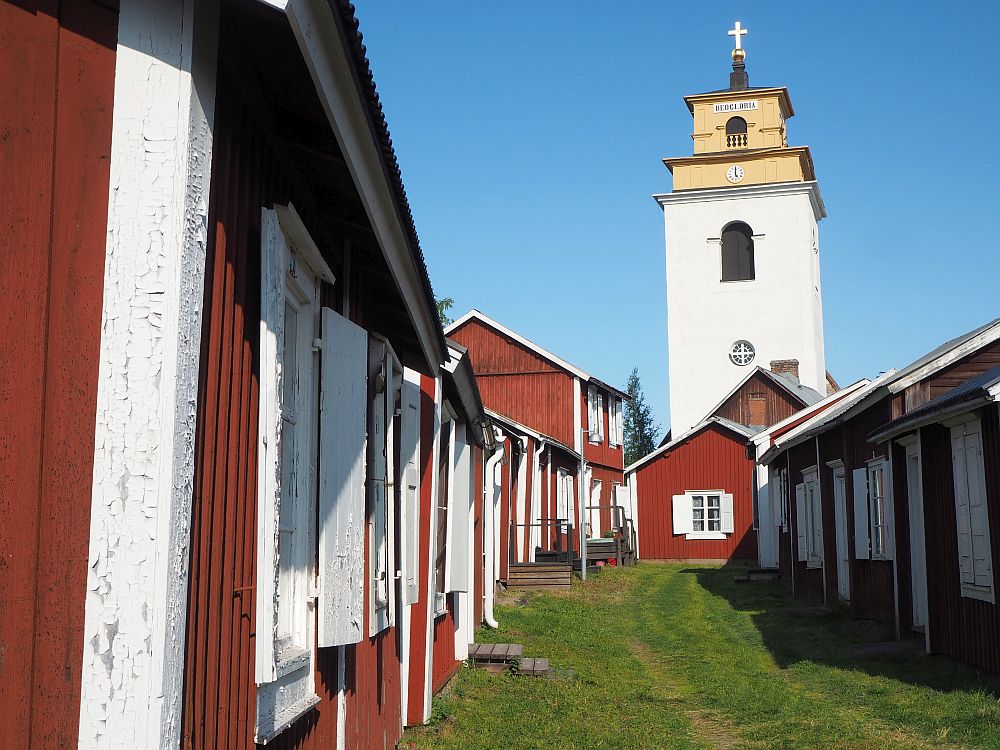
449,319,576,447
0,2,118,746
634,425,756,560
713,370,808,428
922,409,1000,673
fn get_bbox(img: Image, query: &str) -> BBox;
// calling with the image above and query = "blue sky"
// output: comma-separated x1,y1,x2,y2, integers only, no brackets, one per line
355,2,999,437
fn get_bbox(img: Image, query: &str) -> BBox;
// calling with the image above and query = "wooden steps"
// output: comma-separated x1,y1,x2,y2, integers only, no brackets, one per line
468,643,551,677
734,567,780,584
508,562,572,590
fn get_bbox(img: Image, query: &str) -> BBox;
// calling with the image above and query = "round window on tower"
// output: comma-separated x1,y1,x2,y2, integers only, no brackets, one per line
729,340,755,366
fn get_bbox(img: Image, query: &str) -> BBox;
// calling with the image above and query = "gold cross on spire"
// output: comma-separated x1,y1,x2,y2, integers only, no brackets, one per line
728,21,748,51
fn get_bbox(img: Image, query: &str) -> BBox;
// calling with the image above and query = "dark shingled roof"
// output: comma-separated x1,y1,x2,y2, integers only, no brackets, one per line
332,1,448,359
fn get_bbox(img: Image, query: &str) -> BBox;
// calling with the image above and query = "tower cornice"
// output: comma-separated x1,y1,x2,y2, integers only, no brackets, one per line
653,180,827,220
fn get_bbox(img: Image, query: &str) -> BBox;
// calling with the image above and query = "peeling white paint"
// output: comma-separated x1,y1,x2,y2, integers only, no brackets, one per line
79,0,218,748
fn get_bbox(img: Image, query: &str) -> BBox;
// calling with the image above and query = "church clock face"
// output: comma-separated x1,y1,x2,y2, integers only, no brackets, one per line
729,340,755,366
726,165,745,183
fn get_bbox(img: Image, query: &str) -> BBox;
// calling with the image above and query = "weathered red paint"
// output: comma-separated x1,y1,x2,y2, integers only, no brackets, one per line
0,2,118,746
633,424,756,560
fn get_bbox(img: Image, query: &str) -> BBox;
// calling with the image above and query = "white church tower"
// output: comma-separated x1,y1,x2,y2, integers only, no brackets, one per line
657,22,828,436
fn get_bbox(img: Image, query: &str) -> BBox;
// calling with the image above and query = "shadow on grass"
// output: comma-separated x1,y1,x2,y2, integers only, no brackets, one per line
686,565,1000,697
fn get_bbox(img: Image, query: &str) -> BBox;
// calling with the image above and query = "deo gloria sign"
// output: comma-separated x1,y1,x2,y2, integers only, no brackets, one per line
713,100,758,114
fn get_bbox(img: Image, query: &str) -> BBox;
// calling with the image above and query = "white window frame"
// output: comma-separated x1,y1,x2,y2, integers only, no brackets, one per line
948,414,995,603
587,386,604,444
433,401,458,617
369,334,403,637
673,490,735,540
867,458,892,562
799,469,823,569
608,397,623,447
255,206,335,743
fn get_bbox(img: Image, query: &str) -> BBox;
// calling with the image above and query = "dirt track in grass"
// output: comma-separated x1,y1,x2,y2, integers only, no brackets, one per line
401,563,1000,750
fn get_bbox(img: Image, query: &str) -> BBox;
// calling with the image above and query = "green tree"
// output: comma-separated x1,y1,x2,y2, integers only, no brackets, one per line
623,367,661,465
436,296,455,327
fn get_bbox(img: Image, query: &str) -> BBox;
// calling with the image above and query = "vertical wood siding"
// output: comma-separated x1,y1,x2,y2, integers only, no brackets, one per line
785,440,825,600
431,602,459,693
922,410,1000,673
713,371,807,427
634,425,756,560
0,2,118,746
182,30,412,748
449,319,576,446
405,373,437,725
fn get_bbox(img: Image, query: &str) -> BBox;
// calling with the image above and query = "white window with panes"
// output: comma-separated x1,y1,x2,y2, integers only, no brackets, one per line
587,385,604,444
608,397,624,447
950,415,994,603
672,490,734,540
852,458,894,562
255,206,344,743
795,470,822,568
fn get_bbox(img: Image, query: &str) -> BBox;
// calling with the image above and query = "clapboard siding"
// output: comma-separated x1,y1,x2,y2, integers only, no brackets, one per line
449,319,576,447
922,409,1000,673
634,425,756,560
0,2,118,746
714,370,806,428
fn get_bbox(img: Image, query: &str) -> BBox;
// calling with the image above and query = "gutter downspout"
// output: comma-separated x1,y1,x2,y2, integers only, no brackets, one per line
483,429,505,629
579,427,588,581
817,437,828,606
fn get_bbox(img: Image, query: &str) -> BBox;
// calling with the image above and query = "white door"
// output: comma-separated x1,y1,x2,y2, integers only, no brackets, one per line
833,470,850,601
756,466,779,568
906,442,929,635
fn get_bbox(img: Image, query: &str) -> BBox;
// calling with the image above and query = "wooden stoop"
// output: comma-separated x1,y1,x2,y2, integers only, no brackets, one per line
508,561,572,590
468,643,551,677
734,567,780,583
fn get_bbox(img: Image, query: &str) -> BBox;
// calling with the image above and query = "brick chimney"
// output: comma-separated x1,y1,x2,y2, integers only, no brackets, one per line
770,359,800,382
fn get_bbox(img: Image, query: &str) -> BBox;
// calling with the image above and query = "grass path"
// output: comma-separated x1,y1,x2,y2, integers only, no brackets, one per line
402,564,1000,749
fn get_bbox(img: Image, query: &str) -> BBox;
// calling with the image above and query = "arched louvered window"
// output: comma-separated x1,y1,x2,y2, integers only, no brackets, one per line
725,117,748,148
721,222,755,281
725,117,747,134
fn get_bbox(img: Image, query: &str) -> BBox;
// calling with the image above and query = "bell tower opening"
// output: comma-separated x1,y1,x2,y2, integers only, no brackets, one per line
725,117,748,149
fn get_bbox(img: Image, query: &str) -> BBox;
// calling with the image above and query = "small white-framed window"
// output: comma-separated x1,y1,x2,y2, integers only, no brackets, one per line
433,402,457,617
587,386,604,443
950,415,994,603
795,470,822,568
369,335,403,636
607,398,623,447
255,205,336,743
672,490,734,540
852,458,894,562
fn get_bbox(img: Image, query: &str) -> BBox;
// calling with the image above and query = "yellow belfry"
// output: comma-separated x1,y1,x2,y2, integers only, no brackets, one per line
664,21,816,191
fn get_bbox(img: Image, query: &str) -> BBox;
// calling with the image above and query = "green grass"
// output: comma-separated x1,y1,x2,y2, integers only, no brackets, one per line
401,564,1000,750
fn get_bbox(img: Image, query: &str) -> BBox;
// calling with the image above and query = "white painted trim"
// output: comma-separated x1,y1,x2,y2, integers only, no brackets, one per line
655,180,827,220
275,203,336,285
573,378,582,453
445,309,591,380
79,0,218,746
825,459,845,469
422,374,443,722
752,379,870,449
285,0,445,370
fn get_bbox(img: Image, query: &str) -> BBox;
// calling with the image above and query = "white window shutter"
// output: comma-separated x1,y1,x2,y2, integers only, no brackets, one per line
768,476,780,528
317,307,368,648
811,486,824,561
588,387,598,442
852,468,870,560
597,394,605,442
795,483,807,562
255,209,285,682
952,426,975,584
882,459,895,561
400,372,421,605
721,493,735,534
672,494,692,535
368,340,393,635
449,421,472,593
566,475,575,528
963,424,994,589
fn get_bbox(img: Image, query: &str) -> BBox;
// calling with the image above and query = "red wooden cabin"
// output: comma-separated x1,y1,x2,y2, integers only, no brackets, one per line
446,310,632,555
627,364,823,562
756,319,1000,663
